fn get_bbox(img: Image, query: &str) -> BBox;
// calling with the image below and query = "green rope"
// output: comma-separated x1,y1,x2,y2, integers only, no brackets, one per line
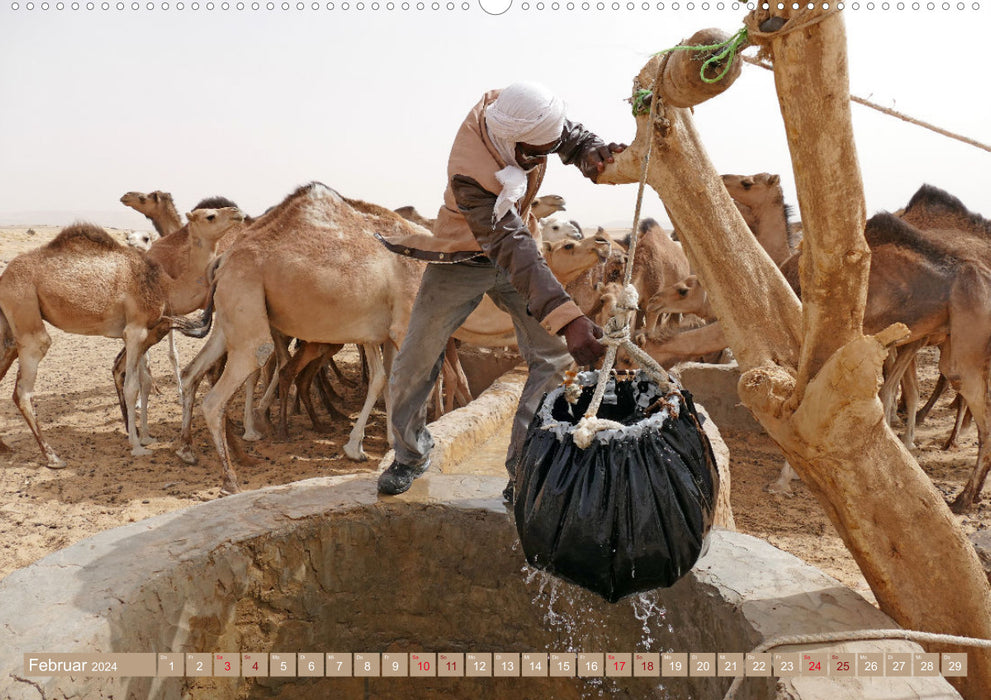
632,26,749,115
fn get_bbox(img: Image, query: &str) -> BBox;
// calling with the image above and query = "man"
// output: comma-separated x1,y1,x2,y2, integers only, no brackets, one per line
377,81,624,497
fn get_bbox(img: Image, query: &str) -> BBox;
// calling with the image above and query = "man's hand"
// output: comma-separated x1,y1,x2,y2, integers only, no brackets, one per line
580,142,627,182
561,315,606,366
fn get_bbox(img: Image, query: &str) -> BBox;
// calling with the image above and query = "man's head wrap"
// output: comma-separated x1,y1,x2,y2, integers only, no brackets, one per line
484,82,567,222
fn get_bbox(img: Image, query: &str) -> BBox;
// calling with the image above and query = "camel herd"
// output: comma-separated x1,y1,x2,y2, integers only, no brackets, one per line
1,177,990,511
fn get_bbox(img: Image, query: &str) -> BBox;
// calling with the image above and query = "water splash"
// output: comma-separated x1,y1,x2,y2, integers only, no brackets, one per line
630,593,667,650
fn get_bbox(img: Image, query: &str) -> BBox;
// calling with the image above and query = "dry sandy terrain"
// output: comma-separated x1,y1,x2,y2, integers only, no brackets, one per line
1,225,989,613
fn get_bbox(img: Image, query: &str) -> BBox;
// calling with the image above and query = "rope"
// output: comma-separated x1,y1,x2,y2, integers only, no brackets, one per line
632,27,748,116
742,55,991,153
723,627,991,699
573,58,675,447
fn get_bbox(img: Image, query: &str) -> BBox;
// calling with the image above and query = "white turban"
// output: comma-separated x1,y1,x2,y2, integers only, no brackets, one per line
484,82,567,222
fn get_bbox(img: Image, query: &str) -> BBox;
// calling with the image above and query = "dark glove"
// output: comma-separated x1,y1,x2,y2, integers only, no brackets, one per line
577,143,627,182
561,315,606,366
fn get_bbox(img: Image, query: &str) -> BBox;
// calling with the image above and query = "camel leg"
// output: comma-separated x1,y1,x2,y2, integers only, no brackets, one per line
383,341,396,448
10,324,64,468
944,399,970,450
767,460,799,496
0,321,18,454
342,342,385,461
176,326,227,465
138,354,153,445
916,371,948,424
201,343,272,495
299,348,349,432
168,329,184,404
276,341,327,439
877,340,923,448
944,274,991,511
241,369,264,441
329,351,357,388
201,348,272,494
446,339,473,408
122,323,152,457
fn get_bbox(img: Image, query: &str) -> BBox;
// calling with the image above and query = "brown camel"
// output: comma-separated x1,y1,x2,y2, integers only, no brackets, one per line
0,208,243,465
120,190,182,238
392,205,435,230
721,173,797,266
598,217,690,340
645,274,715,322
782,212,991,511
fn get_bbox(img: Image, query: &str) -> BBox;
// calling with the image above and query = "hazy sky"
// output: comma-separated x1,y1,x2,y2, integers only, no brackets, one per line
1,5,988,232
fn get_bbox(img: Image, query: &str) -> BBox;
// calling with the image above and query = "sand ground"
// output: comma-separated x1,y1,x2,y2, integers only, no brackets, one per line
2,225,989,612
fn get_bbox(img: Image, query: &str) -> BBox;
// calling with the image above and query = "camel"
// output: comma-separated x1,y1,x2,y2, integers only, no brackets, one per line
126,230,159,251
119,191,249,407
120,190,182,238
600,217,690,340
646,274,715,322
393,205,435,230
538,217,582,243
269,229,613,435
896,184,991,443
0,208,244,465
174,183,433,493
721,173,797,266
530,194,566,220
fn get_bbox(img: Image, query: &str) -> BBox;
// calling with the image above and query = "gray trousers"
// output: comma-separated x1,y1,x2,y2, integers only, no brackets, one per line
389,261,573,476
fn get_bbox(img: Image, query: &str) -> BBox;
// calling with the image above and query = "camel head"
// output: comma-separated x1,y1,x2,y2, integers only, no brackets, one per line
125,229,159,251
186,207,245,245
646,274,704,317
120,190,175,217
539,217,582,243
721,173,782,210
531,194,566,220
542,231,612,286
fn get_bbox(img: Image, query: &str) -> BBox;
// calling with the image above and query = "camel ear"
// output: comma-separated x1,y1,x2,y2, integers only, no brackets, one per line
542,240,553,254
768,174,780,186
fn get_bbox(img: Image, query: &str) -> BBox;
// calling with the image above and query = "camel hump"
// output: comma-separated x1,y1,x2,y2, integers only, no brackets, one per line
865,212,957,264
638,217,663,235
192,195,239,210
46,223,121,252
904,184,966,215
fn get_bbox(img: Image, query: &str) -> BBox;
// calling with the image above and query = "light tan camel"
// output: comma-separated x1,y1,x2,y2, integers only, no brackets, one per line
721,173,797,266
174,183,431,493
530,194,566,220
0,208,243,465
267,228,613,436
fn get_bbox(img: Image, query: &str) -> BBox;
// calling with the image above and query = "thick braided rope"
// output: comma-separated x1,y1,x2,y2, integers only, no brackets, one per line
573,60,675,446
723,628,991,699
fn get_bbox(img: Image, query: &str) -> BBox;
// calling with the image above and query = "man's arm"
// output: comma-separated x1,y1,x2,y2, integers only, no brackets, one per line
452,174,581,334
557,119,626,182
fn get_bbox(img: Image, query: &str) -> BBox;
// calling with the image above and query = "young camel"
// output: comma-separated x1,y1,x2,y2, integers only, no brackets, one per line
0,208,243,464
